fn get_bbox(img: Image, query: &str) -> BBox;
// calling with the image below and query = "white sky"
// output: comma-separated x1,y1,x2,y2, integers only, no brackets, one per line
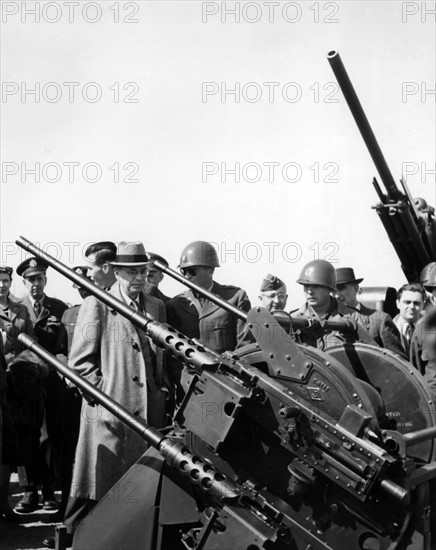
1,1,435,309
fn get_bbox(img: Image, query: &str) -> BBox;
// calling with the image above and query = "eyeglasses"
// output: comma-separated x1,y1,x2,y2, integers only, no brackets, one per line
261,292,287,300
180,267,199,277
0,266,13,276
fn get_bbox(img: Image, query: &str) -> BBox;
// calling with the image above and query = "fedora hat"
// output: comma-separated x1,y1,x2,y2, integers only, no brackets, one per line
110,241,149,266
335,267,364,286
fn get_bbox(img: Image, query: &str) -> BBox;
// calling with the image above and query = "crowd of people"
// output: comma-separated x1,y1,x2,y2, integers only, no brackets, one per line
0,238,435,549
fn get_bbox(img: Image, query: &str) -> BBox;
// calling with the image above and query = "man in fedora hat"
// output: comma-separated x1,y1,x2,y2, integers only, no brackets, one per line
335,267,404,356
61,241,169,545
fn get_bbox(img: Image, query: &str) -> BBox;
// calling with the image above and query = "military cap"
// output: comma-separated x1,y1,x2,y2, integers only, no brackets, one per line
72,265,91,288
16,257,49,278
260,274,286,292
146,252,169,267
335,267,364,286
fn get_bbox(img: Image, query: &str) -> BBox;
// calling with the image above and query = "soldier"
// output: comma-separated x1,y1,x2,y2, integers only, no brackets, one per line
292,260,369,350
393,283,426,356
62,241,168,545
258,274,288,313
14,258,67,514
144,252,171,303
335,267,405,356
166,241,252,353
420,262,436,312
166,241,253,399
84,241,117,290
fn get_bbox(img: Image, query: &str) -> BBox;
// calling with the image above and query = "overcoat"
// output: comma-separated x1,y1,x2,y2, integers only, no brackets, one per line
69,282,167,501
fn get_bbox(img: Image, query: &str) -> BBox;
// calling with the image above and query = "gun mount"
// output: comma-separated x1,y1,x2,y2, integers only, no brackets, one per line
327,50,435,282
16,237,436,549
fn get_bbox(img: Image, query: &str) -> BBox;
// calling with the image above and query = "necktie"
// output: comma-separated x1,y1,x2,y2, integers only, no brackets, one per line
34,300,41,317
405,323,415,342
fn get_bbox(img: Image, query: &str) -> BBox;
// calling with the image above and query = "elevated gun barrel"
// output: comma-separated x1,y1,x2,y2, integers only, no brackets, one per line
327,50,402,201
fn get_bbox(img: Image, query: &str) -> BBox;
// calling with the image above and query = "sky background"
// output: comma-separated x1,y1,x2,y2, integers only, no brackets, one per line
1,0,435,308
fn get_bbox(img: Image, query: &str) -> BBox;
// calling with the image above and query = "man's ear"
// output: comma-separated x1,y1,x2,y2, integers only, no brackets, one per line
102,263,110,274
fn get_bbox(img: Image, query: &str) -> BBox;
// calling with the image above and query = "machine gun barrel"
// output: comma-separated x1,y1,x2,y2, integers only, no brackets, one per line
15,236,219,370
327,50,402,201
17,333,240,502
154,260,357,335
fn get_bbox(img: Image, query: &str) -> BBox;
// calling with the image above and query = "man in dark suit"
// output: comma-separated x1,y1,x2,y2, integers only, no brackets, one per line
84,241,117,290
393,283,425,356
14,257,67,513
335,267,405,356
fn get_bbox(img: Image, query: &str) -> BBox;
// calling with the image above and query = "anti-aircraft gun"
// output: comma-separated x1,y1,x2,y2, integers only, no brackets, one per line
327,50,436,283
16,237,436,550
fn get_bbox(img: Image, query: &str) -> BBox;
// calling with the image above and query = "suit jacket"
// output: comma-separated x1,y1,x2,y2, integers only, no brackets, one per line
21,294,67,355
0,297,35,359
393,314,415,356
69,282,167,500
345,303,406,358
166,281,252,354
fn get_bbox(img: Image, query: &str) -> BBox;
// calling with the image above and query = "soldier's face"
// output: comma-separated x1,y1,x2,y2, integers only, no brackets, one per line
115,266,147,299
259,287,288,312
146,266,163,286
182,266,213,289
396,291,424,324
23,273,47,299
303,284,331,309
0,273,12,298
336,283,358,307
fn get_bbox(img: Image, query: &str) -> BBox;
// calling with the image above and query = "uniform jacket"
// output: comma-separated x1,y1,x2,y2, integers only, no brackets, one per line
69,282,167,501
21,295,67,354
292,297,373,351
345,303,406,358
144,283,170,304
166,281,252,354
0,297,34,359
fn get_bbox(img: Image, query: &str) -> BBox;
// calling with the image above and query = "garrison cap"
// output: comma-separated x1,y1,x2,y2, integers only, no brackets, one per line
260,274,286,292
17,257,49,278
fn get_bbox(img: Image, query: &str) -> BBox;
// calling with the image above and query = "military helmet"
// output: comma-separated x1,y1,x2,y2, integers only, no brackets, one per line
420,261,436,290
296,260,336,291
179,241,220,269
